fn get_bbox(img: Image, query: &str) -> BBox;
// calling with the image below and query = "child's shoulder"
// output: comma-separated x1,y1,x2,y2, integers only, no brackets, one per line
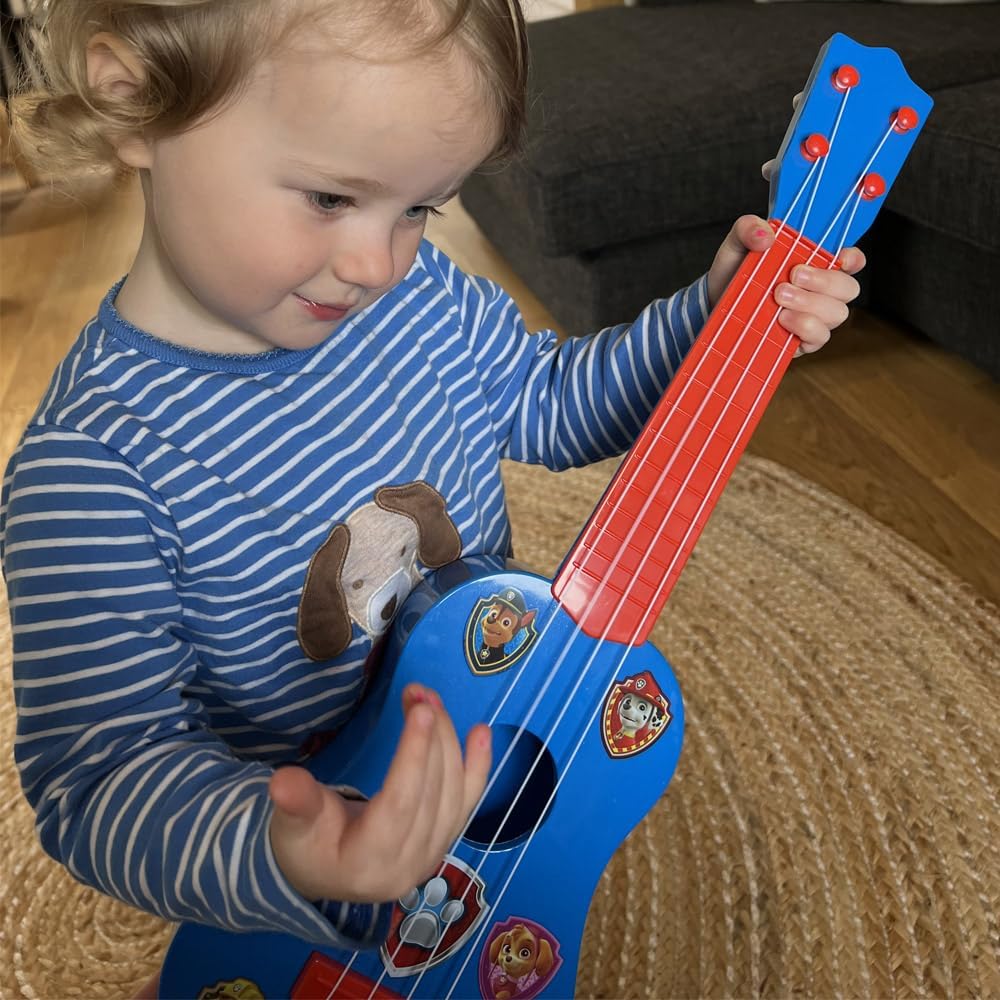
23,311,112,428
12,285,160,460
414,239,502,304
414,237,462,289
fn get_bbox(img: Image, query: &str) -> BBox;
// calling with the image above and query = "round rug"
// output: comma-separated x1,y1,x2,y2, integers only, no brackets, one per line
1,455,998,999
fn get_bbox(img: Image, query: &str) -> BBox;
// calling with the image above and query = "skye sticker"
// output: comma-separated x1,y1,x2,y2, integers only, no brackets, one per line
478,916,562,1000
601,670,672,758
464,588,538,675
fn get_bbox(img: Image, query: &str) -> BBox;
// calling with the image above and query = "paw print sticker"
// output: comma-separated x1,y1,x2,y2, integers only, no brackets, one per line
397,877,467,947
380,857,489,976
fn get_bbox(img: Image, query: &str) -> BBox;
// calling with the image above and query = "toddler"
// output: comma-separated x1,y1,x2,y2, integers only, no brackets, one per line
1,0,863,972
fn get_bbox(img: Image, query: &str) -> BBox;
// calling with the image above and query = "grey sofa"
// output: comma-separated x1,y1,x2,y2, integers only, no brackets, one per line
461,1,1000,377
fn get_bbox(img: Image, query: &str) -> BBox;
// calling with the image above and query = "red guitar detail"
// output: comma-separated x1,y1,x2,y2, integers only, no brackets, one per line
553,224,836,646
291,952,403,999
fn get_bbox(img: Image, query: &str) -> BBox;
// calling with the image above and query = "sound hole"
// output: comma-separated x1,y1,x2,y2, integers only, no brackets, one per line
464,724,556,849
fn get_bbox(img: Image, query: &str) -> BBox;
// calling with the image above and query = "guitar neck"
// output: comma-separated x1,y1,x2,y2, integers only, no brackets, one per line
551,222,838,646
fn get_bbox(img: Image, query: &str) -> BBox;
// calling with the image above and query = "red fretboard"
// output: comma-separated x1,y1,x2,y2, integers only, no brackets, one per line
551,222,838,646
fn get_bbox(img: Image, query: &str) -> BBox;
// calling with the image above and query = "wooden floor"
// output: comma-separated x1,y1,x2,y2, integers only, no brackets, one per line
3,172,999,604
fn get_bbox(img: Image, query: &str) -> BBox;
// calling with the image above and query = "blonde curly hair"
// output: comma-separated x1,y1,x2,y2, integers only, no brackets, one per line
6,0,528,180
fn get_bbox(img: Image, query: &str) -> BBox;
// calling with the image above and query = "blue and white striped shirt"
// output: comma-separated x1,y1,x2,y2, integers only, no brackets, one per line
1,240,707,947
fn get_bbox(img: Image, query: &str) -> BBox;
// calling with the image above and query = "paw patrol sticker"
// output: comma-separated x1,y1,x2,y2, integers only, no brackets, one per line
478,917,562,1000
197,977,264,1000
465,588,538,675
380,856,489,977
602,670,672,758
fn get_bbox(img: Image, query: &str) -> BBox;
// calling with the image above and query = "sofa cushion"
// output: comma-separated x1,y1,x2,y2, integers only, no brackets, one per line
492,2,1000,257
885,78,1000,253
866,213,1000,378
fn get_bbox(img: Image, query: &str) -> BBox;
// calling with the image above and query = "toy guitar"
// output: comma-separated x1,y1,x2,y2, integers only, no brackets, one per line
160,34,931,1000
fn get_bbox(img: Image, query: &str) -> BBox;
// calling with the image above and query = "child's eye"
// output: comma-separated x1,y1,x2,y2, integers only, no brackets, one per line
305,191,349,214
404,205,444,223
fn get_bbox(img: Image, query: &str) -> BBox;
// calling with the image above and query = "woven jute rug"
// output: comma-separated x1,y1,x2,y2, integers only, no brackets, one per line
1,455,998,999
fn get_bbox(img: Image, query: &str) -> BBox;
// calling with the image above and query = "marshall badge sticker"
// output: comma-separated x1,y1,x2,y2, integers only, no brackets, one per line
602,670,672,758
464,587,538,675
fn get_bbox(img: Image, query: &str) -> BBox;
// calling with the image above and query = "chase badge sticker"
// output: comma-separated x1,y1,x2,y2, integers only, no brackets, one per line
464,588,538,675
602,670,671,758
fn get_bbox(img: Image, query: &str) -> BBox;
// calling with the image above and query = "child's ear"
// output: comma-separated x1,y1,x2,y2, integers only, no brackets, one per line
85,31,153,169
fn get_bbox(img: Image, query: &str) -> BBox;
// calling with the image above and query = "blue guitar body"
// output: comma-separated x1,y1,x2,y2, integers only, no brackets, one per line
161,560,684,999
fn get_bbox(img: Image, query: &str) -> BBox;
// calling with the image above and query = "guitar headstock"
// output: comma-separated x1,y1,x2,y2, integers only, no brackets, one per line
769,33,933,255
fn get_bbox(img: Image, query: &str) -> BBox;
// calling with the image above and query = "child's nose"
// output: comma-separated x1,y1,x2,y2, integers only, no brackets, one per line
331,232,395,291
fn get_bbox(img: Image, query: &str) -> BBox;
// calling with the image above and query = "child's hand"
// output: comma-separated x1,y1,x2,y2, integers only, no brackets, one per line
706,214,865,357
268,683,491,903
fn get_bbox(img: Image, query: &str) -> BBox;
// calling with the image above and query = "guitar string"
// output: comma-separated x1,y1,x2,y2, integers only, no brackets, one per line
439,334,799,1000
375,86,857,1000
813,115,898,259
340,80,861,999
323,593,577,999
439,287,818,1000
367,157,824,999
438,123,890,1000
398,156,840,1000
432,90,884,1000
326,586,599,997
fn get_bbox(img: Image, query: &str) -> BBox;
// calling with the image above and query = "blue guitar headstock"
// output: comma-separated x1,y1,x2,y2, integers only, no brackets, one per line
769,33,933,255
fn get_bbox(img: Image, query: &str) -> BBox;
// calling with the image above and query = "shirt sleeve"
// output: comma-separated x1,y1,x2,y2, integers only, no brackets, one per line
426,244,710,469
0,426,390,948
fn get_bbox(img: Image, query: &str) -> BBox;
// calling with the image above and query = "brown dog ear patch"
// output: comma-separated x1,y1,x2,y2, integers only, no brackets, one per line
298,523,353,661
375,482,462,568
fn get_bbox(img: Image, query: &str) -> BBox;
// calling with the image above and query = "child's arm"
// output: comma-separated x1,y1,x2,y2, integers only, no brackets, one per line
428,216,862,471
1,428,485,946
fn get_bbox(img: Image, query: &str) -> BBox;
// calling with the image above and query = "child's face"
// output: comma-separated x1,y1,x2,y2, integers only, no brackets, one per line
129,40,497,354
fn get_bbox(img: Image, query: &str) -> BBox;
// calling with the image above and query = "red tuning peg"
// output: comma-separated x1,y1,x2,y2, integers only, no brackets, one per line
860,173,886,200
832,65,860,91
801,133,830,162
893,106,919,133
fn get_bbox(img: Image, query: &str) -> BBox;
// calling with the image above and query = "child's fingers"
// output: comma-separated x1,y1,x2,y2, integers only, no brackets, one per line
415,720,492,885
707,215,774,306
805,264,861,303
269,767,354,901
378,691,437,828
383,686,465,845
775,282,851,331
394,694,492,877
761,94,804,180
777,309,832,354
423,706,468,857
837,246,867,276
269,765,326,823
461,723,492,823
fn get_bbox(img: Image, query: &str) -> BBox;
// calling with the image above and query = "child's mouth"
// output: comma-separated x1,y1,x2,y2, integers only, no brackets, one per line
294,293,352,322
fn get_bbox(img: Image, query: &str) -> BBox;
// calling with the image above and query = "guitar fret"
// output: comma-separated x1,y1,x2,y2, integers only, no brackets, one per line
552,224,838,645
